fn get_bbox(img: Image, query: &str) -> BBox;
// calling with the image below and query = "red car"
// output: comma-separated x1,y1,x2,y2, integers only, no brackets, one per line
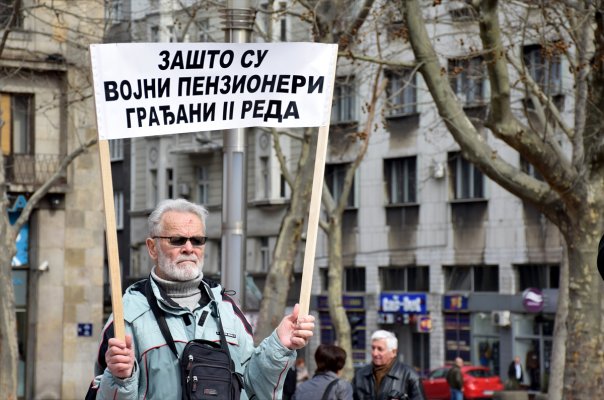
422,365,504,400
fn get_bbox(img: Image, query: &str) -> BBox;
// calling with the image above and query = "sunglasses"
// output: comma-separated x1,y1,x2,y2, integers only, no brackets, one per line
152,236,207,247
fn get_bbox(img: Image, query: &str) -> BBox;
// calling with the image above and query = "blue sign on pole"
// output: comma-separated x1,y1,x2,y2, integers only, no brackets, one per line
380,293,427,314
9,212,29,267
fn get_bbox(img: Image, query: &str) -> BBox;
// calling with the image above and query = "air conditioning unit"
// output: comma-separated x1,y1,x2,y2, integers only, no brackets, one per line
491,311,511,327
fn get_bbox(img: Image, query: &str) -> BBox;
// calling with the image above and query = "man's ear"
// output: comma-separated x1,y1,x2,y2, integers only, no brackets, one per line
147,237,159,262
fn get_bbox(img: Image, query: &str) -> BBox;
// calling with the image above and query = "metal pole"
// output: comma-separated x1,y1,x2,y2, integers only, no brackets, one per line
221,0,254,307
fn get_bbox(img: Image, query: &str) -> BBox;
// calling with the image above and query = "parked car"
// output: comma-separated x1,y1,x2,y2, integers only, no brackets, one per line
422,365,504,400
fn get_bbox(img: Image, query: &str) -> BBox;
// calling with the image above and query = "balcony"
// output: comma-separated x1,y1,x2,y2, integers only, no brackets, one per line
4,153,67,190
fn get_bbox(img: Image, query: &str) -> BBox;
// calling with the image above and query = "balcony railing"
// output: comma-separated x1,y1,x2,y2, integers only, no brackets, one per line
4,153,67,186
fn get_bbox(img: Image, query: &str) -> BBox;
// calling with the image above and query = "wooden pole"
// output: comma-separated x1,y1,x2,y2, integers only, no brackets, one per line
298,124,330,316
297,45,338,317
98,139,125,340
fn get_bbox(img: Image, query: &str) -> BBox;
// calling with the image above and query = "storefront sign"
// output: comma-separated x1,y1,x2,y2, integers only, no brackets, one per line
317,295,364,310
417,316,432,333
522,288,544,312
443,295,468,311
380,293,427,314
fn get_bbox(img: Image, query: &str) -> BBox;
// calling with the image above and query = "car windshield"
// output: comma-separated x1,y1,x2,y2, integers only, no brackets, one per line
466,369,495,378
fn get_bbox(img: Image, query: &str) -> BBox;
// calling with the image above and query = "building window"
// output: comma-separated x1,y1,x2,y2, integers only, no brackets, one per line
149,169,158,206
168,26,176,42
325,163,355,208
345,267,366,292
449,57,487,106
280,173,288,198
109,139,124,161
379,266,429,292
166,168,174,198
197,18,210,42
114,191,124,230
150,25,159,42
448,152,485,200
259,3,271,36
332,77,356,123
320,267,329,291
107,0,123,23
196,166,209,204
279,2,287,42
0,0,23,28
520,157,543,181
523,44,562,96
385,68,417,116
384,157,417,204
444,265,499,292
259,237,270,272
260,156,270,198
1,93,33,155
515,264,559,291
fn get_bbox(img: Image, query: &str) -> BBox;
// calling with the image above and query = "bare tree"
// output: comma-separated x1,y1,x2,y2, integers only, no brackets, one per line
317,65,385,379
397,0,604,397
254,0,377,348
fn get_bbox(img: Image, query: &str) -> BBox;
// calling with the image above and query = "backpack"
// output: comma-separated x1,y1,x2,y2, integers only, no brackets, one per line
145,279,244,400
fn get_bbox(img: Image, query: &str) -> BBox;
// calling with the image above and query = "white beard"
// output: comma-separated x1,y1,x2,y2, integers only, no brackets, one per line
157,251,204,281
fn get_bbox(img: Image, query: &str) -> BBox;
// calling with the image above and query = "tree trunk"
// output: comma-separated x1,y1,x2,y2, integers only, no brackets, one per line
255,132,317,344
327,216,354,380
0,150,18,400
0,232,18,400
562,223,604,398
546,242,568,400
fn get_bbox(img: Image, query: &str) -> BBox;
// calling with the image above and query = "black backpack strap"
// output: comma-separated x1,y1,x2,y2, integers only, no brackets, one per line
145,278,179,359
321,378,339,400
205,283,231,354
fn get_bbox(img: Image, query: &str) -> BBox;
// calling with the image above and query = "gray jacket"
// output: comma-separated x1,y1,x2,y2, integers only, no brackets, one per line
292,371,353,400
89,278,296,399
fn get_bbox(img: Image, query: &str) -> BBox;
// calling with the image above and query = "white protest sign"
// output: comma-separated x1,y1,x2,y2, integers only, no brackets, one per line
90,42,338,140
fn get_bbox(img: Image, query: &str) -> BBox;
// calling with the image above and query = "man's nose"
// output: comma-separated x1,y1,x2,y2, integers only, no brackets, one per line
181,239,194,252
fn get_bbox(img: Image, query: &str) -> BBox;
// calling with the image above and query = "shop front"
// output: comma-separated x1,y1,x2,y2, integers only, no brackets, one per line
377,293,431,376
317,295,367,367
468,288,558,390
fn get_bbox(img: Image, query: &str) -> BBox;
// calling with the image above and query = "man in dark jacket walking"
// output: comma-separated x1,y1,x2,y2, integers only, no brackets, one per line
352,330,425,400
446,357,464,400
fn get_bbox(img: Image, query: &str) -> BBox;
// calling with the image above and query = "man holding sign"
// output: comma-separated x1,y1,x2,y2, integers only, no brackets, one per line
88,41,337,400
87,198,315,399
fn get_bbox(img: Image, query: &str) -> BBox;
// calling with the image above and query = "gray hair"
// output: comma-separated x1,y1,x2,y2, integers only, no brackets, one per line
148,198,209,236
371,330,398,351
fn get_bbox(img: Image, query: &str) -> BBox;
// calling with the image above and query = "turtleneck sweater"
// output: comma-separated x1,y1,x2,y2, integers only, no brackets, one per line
151,267,204,311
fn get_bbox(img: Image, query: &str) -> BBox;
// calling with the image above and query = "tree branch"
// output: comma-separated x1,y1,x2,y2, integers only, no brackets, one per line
476,0,581,205
0,0,21,59
401,0,561,211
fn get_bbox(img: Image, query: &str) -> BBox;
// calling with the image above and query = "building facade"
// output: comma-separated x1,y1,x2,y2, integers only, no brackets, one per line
108,0,566,390
2,1,107,398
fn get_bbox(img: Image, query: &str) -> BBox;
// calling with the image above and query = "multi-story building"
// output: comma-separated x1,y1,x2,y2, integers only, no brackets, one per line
107,0,564,390
2,1,106,398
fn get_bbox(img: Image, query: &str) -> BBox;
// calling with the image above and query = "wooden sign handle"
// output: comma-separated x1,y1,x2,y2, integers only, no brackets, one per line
298,124,330,316
98,139,125,340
